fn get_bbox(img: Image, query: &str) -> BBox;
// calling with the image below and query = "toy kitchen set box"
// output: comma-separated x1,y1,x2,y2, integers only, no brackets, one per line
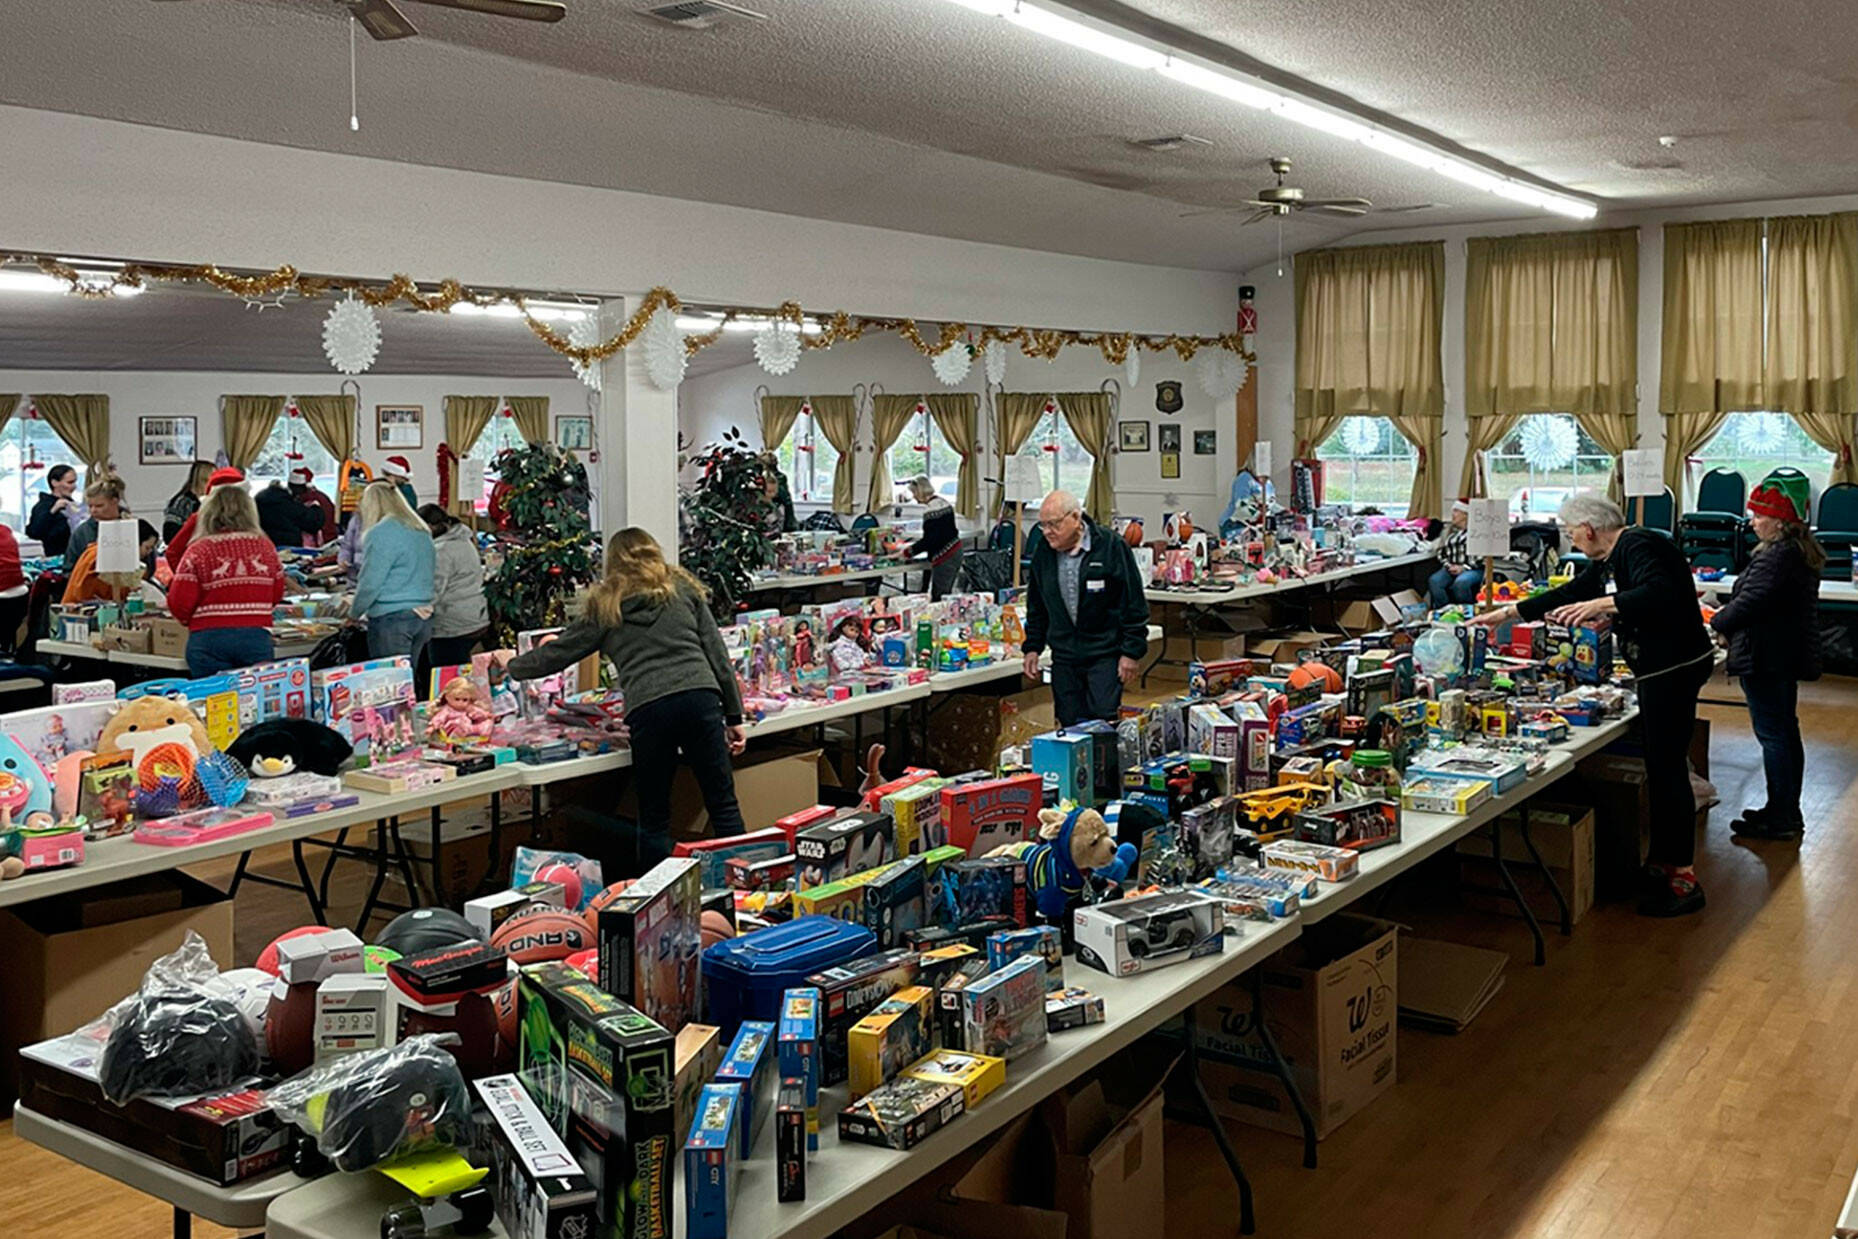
1187,915,1398,1139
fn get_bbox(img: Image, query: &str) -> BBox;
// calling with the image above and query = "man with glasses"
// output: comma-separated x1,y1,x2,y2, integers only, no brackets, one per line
1020,490,1150,725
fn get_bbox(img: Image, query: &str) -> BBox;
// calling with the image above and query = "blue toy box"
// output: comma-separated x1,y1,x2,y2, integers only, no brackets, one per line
777,987,822,1152
1030,732,1094,806
714,1021,776,1159
700,916,875,1033
684,1082,741,1239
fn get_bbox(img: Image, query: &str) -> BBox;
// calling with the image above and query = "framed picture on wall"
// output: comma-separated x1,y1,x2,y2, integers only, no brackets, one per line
139,417,196,465
1161,451,1181,480
1194,430,1218,455
1159,423,1182,453
376,404,424,450
556,414,593,452
1119,421,1150,452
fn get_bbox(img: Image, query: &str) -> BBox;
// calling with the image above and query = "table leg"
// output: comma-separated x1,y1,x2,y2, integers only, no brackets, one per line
390,817,426,907
472,792,505,901
1515,803,1572,936
1249,968,1318,1169
228,850,250,900
429,806,445,906
317,827,351,914
1489,816,1547,966
1186,606,1202,666
292,840,328,926
355,821,393,934
1178,1003,1257,1235
173,1205,191,1239
1140,609,1171,688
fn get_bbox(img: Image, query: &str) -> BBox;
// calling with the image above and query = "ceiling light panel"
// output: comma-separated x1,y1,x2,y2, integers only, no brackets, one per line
940,0,1598,221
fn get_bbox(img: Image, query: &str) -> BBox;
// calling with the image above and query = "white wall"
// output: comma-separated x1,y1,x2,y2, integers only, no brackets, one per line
1248,190,1858,508
678,333,1246,535
0,368,587,517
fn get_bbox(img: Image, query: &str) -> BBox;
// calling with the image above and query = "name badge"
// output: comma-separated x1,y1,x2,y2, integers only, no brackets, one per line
1086,579,1106,592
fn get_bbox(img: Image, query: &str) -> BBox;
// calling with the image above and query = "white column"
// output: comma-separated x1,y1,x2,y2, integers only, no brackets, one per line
593,296,681,556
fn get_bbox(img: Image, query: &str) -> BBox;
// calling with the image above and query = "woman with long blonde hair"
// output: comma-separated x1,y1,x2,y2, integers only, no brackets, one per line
508,527,746,869
352,480,437,667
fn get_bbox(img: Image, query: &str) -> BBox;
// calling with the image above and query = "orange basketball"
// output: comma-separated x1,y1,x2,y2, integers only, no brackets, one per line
701,910,736,951
1122,520,1144,546
493,979,518,1052
1287,662,1343,695
583,879,636,933
490,907,593,965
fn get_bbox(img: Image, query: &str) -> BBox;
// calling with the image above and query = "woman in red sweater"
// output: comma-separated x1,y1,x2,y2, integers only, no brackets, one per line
0,523,25,657
168,485,286,675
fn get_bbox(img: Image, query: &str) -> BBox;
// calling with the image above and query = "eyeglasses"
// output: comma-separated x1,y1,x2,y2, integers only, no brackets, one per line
1038,512,1078,532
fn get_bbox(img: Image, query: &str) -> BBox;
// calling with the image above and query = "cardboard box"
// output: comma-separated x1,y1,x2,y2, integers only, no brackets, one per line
912,1114,1069,1239
926,687,1053,777
618,746,822,841
1456,803,1596,925
147,617,190,660
1247,630,1341,665
0,873,233,1105
1190,915,1398,1140
98,623,153,654
1041,1046,1174,1239
674,1024,724,1146
1570,753,1650,900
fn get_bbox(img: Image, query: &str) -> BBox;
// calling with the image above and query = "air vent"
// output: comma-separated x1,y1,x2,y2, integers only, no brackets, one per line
643,0,768,29
1128,134,1214,154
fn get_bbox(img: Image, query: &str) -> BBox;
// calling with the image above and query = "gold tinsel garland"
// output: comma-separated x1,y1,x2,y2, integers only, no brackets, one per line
2,254,1253,370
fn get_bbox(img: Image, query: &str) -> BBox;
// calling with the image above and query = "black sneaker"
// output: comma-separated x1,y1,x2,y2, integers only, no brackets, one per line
1638,863,1669,896
1732,816,1803,841
1638,879,1706,918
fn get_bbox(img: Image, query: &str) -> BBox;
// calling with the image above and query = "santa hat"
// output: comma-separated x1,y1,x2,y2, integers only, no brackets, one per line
384,456,412,478
1451,498,1471,515
207,466,244,491
1747,477,1809,523
291,467,315,485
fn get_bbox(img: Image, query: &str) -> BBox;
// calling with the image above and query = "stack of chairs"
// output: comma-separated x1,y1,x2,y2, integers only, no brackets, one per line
1678,468,1747,573
1817,482,1858,581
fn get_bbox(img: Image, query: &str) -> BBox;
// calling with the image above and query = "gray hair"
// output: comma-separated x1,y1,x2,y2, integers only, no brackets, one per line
908,474,933,495
1559,491,1625,532
1042,490,1082,516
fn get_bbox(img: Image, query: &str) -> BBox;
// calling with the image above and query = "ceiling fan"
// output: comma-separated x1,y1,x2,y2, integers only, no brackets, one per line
151,0,566,41
1180,156,1434,224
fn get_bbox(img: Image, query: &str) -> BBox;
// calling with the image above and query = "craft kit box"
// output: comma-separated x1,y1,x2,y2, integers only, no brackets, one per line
595,856,703,1052
940,774,1041,856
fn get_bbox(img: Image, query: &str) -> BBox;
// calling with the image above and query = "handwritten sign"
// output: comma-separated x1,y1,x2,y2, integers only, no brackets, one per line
96,518,141,575
460,458,487,502
1468,498,1510,559
1006,455,1044,504
1621,448,1659,498
1251,440,1272,482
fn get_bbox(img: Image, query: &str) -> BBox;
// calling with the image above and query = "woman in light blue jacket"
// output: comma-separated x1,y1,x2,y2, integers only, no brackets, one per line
351,481,437,668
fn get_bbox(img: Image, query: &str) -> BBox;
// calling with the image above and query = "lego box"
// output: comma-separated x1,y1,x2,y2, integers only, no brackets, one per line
900,1048,1005,1109
959,955,1049,1061
596,856,702,1034
775,1078,808,1202
776,988,821,1152
805,948,921,1085
861,855,927,948
846,985,934,1100
837,1075,966,1150
683,1083,741,1239
714,1021,776,1160
986,925,1064,992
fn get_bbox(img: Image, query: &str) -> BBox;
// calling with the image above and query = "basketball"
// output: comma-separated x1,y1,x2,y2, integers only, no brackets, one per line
583,879,636,933
1287,661,1343,695
490,907,593,965
565,947,599,981
255,926,332,977
535,862,585,911
1122,520,1144,546
375,907,480,955
493,979,518,1053
700,910,736,951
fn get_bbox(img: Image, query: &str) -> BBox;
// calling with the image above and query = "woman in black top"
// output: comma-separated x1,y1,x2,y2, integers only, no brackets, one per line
1709,479,1822,841
907,475,962,599
25,464,78,558
1475,493,1714,917
163,460,213,544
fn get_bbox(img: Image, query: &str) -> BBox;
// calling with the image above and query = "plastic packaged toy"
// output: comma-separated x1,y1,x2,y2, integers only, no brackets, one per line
958,955,1048,1061
268,1035,470,1172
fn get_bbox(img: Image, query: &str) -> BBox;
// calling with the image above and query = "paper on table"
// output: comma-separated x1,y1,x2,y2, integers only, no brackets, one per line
1468,498,1510,559
1621,448,1659,498
1252,440,1272,482
95,518,142,574
1006,456,1043,504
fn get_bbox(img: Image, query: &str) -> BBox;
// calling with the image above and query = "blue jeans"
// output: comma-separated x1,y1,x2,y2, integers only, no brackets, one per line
186,627,275,676
1740,673,1804,826
1428,566,1484,610
367,609,433,672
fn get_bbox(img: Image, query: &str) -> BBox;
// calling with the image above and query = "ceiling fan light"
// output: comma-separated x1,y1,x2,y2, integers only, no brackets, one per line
1158,59,1280,109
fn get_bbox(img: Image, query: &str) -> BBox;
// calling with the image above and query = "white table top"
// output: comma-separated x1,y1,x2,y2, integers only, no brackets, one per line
1145,549,1433,607
38,637,320,671
14,1103,307,1230
745,565,915,592
1696,573,1858,602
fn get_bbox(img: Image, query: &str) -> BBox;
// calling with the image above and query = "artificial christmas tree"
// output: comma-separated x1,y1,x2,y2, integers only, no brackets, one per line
680,429,778,619
484,442,599,646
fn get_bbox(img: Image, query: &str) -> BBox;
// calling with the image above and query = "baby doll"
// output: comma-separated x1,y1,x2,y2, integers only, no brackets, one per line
828,616,873,675
426,675,494,745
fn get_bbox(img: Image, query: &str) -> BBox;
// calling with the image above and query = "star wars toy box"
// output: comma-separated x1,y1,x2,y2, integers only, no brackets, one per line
683,1083,742,1239
882,778,950,855
713,1021,776,1159
475,1074,600,1239
932,856,1029,929
901,1048,1006,1109
1074,889,1226,977
1295,798,1402,853
701,915,875,1033
596,856,703,1041
986,925,1064,992
1030,731,1094,807
516,962,676,1239
861,855,928,947
837,1074,966,1150
795,811,895,889
959,954,1049,1061
1044,987,1105,1032
803,947,922,1085
940,774,1041,856
672,828,790,889
847,984,935,1100
310,656,419,766
776,988,821,1152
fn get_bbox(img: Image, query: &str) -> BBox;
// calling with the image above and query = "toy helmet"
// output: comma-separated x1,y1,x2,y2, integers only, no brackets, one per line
315,1042,471,1172
99,991,259,1105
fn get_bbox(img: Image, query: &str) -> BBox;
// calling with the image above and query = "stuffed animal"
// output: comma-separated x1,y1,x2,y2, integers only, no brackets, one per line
990,805,1136,923
228,719,354,778
96,697,212,769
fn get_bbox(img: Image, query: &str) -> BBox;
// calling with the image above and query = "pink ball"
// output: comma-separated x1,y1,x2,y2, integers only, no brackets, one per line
535,861,584,909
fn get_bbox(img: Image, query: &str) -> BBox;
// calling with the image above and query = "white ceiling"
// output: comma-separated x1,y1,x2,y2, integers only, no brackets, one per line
3,0,1856,280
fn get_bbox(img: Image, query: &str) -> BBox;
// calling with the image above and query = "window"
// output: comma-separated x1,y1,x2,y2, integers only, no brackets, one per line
1017,400,1093,499
774,402,840,506
248,409,338,496
467,414,528,513
1315,417,1417,516
1483,414,1615,516
0,415,85,536
884,402,961,506
1693,412,1834,499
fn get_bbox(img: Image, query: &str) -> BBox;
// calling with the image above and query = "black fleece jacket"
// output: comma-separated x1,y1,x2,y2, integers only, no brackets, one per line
1710,537,1821,681
1516,526,1711,677
1022,519,1150,665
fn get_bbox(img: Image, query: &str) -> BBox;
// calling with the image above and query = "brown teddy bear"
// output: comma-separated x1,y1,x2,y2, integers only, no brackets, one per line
990,805,1136,921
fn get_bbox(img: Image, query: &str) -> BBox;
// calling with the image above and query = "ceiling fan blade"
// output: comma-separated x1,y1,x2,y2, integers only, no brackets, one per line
405,0,566,21
1300,197,1374,209
1374,203,1438,214
1308,204,1370,217
1236,209,1276,227
344,0,419,38
1178,206,1248,218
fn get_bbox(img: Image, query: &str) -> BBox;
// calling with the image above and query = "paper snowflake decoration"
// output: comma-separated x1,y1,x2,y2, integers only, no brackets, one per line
1123,346,1141,389
1520,415,1579,471
1342,416,1382,455
641,307,686,391
1198,349,1249,399
984,343,1008,387
1735,412,1788,455
322,297,380,375
1222,351,1252,394
932,343,972,386
754,320,802,376
568,315,602,392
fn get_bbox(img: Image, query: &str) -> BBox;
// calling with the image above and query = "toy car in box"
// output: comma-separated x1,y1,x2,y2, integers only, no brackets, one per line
1400,776,1492,816
1073,889,1225,977
1294,797,1401,851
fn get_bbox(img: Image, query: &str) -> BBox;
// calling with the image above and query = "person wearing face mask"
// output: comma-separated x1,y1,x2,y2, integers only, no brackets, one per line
1708,476,1823,842
63,475,127,572
1473,492,1714,917
1019,489,1150,726
27,465,80,560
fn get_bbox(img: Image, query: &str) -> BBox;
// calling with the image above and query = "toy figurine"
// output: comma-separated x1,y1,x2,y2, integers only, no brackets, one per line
989,806,1136,923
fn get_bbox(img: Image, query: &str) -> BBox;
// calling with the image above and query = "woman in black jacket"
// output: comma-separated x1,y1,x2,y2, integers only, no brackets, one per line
1709,479,1822,841
906,475,963,599
25,464,78,558
1476,493,1714,917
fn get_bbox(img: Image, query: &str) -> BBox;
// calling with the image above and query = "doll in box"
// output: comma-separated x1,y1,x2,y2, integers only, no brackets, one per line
426,675,494,746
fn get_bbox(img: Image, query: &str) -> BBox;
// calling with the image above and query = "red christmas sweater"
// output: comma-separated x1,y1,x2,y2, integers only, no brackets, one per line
168,532,287,631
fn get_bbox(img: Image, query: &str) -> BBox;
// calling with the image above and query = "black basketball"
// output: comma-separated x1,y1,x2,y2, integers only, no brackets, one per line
374,907,481,955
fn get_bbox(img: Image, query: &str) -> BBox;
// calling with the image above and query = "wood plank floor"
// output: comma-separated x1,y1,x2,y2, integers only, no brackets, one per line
5,674,1856,1237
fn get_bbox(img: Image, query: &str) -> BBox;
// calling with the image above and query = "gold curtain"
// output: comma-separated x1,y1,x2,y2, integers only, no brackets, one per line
811,394,859,513
1578,411,1639,501
759,396,805,452
1385,412,1443,519
0,394,18,439
1055,391,1114,523
1662,410,1733,500
220,395,285,471
924,392,980,518
1294,241,1445,461
1660,218,1766,502
995,391,1050,516
1767,212,1858,484
294,394,356,462
443,396,501,515
32,394,111,474
1457,411,1523,500
868,394,920,513
505,396,550,445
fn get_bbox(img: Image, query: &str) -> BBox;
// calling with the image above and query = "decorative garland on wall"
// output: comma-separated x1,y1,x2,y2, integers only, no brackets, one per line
1,253,1255,372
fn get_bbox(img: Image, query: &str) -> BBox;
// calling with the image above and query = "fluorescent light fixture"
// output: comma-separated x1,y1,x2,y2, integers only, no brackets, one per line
0,270,141,296
936,0,1599,221
676,314,823,335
